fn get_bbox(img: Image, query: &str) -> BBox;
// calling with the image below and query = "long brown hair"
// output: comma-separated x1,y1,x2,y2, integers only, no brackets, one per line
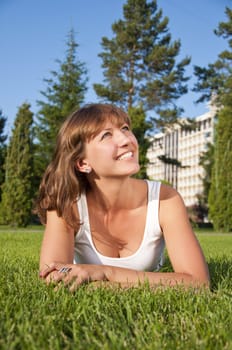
35,103,131,231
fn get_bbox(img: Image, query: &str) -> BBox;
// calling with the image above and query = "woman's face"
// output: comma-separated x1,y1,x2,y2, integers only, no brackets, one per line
80,121,140,178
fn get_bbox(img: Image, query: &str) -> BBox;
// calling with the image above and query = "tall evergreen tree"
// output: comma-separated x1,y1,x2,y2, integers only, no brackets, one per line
208,103,232,232
194,7,232,232
0,109,7,201
94,0,190,179
35,28,88,183
198,142,214,211
94,0,190,129
128,106,151,178
0,103,33,226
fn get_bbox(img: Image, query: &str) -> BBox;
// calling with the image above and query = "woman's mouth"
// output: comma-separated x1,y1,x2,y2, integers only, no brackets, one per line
117,151,133,160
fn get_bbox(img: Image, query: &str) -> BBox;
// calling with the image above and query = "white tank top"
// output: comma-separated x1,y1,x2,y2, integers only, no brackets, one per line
74,180,165,271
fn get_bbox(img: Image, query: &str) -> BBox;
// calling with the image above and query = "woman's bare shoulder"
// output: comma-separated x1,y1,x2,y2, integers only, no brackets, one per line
46,202,80,235
159,183,189,229
159,183,181,201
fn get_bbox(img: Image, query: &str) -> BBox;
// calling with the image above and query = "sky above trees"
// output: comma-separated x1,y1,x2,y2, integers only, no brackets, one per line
0,0,231,134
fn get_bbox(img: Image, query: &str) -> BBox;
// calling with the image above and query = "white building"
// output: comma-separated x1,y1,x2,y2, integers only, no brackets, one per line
147,105,216,206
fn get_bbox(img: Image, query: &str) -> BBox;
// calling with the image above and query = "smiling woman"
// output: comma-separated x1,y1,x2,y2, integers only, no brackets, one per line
79,118,140,179
36,103,210,291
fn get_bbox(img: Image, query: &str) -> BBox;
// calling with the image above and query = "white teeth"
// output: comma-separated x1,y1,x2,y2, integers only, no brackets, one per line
118,152,133,160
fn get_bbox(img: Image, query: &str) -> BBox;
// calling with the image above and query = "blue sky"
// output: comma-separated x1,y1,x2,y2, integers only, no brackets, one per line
0,0,231,134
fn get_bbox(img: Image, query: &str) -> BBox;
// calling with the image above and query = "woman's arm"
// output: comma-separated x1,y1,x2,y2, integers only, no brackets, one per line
39,210,75,272
158,184,210,286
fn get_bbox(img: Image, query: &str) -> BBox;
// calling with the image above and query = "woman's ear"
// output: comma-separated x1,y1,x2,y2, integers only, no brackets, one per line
76,159,92,174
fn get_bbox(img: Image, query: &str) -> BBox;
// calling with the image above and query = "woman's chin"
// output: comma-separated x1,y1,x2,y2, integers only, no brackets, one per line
127,164,140,176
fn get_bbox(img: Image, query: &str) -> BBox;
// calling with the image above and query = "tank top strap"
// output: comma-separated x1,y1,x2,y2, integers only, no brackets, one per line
146,180,161,202
76,192,89,235
145,180,161,235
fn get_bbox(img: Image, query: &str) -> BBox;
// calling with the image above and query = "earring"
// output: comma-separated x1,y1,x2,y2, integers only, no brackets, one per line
85,167,92,174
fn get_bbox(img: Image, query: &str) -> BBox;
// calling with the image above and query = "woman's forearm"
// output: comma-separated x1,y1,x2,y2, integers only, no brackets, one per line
39,262,210,290
104,265,210,288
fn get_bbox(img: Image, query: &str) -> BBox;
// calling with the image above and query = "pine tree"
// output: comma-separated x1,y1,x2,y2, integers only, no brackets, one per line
194,7,232,232
93,0,190,179
128,106,151,178
94,0,190,129
35,28,88,183
208,103,232,232
198,142,214,212
0,103,33,226
0,109,7,201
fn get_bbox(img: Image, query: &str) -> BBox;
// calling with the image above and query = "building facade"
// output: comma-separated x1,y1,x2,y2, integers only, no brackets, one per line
147,105,216,206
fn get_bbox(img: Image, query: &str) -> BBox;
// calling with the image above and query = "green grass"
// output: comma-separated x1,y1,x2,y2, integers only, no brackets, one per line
0,230,232,350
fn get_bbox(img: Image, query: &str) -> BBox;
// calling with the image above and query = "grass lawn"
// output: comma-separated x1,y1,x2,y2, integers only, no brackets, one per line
0,228,232,350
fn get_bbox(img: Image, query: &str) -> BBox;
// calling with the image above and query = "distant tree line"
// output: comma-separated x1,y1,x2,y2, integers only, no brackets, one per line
0,1,231,232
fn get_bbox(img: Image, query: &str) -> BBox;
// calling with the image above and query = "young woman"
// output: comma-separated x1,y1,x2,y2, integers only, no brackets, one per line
37,103,210,291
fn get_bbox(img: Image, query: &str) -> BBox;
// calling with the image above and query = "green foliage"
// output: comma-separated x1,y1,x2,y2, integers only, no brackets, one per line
209,105,232,232
128,106,151,178
94,0,190,181
0,109,7,201
199,142,214,209
194,7,232,106
94,0,190,129
187,200,208,227
197,142,215,223
0,231,232,349
158,154,182,167
0,103,33,227
34,28,88,185
194,7,232,232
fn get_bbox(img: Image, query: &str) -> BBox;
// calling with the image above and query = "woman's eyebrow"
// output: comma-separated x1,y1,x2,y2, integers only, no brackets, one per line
100,127,113,132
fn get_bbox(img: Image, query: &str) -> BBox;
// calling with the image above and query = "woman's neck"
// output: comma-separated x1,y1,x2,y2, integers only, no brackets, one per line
87,177,139,212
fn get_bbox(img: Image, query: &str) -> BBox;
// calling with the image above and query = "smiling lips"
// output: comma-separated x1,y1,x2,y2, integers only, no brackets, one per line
117,151,133,161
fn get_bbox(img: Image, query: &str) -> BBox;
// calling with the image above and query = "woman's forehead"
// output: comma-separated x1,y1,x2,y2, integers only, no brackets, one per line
86,113,129,139
101,112,129,124
100,119,127,129
90,120,127,140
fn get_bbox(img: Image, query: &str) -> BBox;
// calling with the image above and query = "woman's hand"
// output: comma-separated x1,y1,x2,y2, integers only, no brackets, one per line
39,262,108,291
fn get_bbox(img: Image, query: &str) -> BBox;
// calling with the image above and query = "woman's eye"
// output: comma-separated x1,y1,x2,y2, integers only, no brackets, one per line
121,125,130,132
101,131,112,140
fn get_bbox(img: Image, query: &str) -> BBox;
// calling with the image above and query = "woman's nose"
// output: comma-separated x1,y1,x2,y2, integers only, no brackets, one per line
116,130,130,146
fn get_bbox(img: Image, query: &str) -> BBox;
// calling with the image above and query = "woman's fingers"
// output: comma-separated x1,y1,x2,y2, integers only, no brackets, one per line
40,263,104,291
39,262,72,280
39,263,57,278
